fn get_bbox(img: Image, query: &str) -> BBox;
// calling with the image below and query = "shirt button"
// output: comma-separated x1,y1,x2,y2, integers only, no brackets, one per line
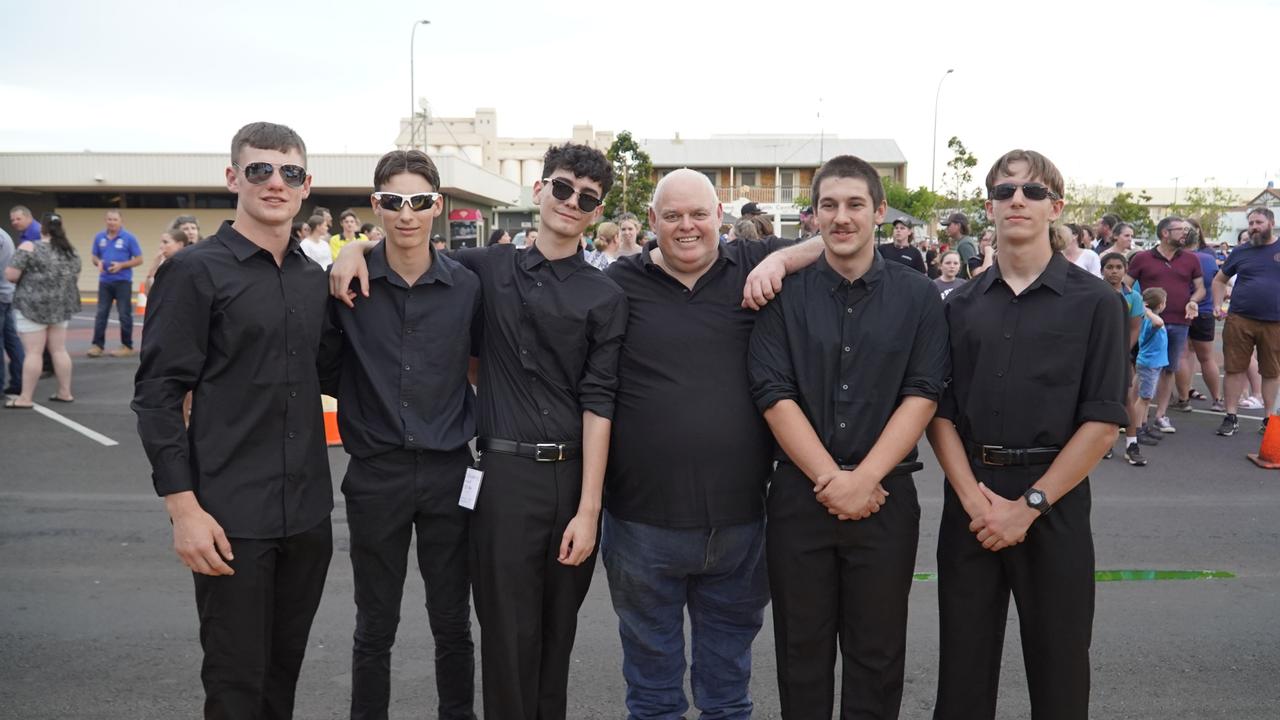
996,371,1004,378
406,327,413,334
289,391,297,398
288,431,297,439
993,410,1000,417
846,307,852,313
843,346,851,352
542,408,550,415
536,281,544,287
1011,298,1019,304
521,348,528,354
1003,332,1012,339
404,364,411,371
839,422,847,429
286,473,295,481
401,401,409,408
841,384,849,390
289,349,297,356
288,307,296,314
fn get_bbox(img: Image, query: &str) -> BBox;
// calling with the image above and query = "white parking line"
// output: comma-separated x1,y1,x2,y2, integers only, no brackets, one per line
1186,407,1265,421
30,403,119,446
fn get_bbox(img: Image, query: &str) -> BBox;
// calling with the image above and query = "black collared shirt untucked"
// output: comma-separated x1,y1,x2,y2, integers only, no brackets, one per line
877,242,928,274
452,243,627,442
325,242,482,457
749,253,950,466
604,238,789,529
937,252,1130,449
133,221,337,539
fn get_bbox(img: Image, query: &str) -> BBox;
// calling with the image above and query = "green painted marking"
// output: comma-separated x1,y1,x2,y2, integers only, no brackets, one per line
912,569,1233,583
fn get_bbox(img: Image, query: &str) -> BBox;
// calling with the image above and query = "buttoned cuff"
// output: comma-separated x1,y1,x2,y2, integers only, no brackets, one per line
1075,400,1129,428
580,397,615,422
753,386,799,414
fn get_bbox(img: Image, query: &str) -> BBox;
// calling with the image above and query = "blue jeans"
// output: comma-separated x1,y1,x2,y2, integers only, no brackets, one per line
0,301,23,393
92,280,133,349
601,511,769,720
1163,323,1189,374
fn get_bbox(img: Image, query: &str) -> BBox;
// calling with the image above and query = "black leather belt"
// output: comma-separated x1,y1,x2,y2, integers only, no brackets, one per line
477,437,582,462
965,441,1060,467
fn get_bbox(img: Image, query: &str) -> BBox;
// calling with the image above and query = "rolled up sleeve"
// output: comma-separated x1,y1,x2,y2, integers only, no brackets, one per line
900,286,950,402
1076,290,1130,427
130,256,212,496
578,290,628,419
748,297,799,412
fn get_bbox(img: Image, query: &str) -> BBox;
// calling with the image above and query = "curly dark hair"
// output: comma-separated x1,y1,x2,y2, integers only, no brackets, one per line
542,143,614,197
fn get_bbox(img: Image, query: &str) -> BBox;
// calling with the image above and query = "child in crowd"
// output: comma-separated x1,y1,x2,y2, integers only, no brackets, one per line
1131,287,1169,466
932,249,965,299
1101,252,1152,458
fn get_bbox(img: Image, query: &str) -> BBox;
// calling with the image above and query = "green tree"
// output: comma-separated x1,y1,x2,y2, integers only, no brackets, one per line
1102,190,1155,237
882,178,945,227
940,136,983,206
1169,185,1243,242
603,131,655,226
1061,181,1107,224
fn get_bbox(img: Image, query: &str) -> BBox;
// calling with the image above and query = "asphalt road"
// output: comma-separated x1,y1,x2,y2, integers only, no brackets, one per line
1,314,1277,719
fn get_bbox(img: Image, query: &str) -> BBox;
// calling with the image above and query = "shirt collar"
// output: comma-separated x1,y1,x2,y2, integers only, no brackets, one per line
979,250,1069,296
522,243,588,281
816,249,884,291
368,242,454,287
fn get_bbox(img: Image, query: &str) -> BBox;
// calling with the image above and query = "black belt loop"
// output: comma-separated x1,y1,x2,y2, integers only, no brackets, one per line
965,441,1061,467
477,437,582,462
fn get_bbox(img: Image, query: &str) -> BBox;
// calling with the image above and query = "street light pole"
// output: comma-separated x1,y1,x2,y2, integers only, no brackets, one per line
409,19,431,149
931,68,954,195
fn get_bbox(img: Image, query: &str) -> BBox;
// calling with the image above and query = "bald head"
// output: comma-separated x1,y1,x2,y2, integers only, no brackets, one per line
652,168,718,211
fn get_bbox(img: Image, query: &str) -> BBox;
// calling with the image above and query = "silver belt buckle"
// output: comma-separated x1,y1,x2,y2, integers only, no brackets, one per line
534,443,565,462
981,445,1007,466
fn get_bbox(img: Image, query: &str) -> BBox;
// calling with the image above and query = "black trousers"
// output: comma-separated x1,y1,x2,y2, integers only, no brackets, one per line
469,451,597,720
192,517,333,720
767,463,920,720
934,474,1094,720
343,447,476,720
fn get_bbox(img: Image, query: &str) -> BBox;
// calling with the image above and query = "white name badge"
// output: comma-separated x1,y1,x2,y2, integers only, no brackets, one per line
458,467,484,510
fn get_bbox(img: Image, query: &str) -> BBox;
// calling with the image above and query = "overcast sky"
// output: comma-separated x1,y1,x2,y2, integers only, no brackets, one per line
4,0,1276,191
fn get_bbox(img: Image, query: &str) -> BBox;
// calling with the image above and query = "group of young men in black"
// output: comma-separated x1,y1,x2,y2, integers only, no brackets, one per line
134,121,1125,720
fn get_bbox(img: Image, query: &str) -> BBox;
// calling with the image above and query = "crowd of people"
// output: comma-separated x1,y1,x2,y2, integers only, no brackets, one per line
2,117,1276,720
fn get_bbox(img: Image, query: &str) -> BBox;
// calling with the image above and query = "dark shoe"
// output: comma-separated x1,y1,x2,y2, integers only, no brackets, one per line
1103,447,1114,460
1137,427,1162,445
47,395,74,403
1188,389,1207,401
1171,398,1193,413
1216,415,1239,437
1261,417,1269,436
1125,445,1147,466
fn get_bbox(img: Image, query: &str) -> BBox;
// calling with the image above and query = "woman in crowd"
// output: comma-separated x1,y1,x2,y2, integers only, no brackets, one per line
488,228,511,245
300,214,333,269
143,230,190,293
932,250,965,300
1063,223,1102,277
4,213,81,408
615,212,644,256
170,215,201,244
1110,222,1136,256
585,221,620,270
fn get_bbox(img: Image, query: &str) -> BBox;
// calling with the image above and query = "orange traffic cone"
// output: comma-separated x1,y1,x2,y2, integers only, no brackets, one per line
1247,414,1280,469
135,283,147,318
322,394,342,447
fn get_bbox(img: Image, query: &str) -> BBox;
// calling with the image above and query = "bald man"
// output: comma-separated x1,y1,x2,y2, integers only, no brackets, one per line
599,169,823,719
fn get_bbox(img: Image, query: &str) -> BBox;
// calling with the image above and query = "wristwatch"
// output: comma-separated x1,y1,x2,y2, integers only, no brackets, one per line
1022,487,1052,515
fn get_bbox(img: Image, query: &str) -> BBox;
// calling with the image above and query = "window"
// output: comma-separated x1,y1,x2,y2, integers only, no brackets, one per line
738,170,758,187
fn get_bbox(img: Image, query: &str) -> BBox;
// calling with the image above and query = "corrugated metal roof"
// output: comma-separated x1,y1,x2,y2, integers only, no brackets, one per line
639,136,906,167
0,151,521,205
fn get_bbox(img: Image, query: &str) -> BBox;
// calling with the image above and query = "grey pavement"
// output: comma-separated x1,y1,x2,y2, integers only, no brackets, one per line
1,314,1278,718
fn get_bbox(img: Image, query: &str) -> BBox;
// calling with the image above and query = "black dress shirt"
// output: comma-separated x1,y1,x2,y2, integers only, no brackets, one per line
325,243,481,458
937,252,1129,451
749,253,950,467
133,222,337,539
877,242,928,274
452,243,627,442
603,238,789,529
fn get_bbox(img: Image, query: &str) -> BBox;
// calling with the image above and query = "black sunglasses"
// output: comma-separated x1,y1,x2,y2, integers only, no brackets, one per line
990,183,1060,202
372,191,441,212
544,177,603,212
234,162,307,188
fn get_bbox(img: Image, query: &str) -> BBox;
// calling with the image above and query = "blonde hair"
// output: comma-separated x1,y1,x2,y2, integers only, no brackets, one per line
1052,225,1071,253
593,221,619,252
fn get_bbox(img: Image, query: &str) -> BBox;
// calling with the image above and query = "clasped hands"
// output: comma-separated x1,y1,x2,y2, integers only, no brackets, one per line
965,482,1039,552
813,469,888,521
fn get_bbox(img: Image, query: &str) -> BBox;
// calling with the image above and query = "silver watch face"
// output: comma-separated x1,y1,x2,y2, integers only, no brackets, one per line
1028,491,1044,505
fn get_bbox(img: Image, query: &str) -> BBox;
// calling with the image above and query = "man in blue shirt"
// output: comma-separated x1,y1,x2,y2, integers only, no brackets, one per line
89,209,143,358
9,206,42,244
0,228,24,396
1212,207,1280,436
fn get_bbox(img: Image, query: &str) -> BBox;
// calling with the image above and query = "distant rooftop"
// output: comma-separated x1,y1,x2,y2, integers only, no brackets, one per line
639,135,906,168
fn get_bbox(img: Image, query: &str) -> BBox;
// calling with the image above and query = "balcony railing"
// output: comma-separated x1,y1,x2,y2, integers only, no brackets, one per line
716,186,810,205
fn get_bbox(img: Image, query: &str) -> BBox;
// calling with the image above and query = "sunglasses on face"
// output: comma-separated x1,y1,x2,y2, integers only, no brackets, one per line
543,177,603,212
373,191,441,212
990,183,1060,202
234,162,308,188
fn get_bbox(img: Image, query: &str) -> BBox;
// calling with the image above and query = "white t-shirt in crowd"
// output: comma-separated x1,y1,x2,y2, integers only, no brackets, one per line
1071,248,1102,278
300,236,333,270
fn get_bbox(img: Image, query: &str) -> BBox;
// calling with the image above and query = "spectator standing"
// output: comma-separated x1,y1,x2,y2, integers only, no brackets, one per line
615,213,644,257
88,209,144,358
9,205,42,243
1100,252,1156,457
1131,288,1170,466
880,218,928,273
1125,216,1205,434
1109,222,1136,256
142,230,190,293
584,221,620,270
1063,224,1102,277
170,215,202,244
329,209,369,259
933,250,965,300
300,214,333,269
1212,207,1280,436
944,212,977,278
0,227,26,396
1093,213,1119,253
4,213,81,407
487,228,511,245
1176,218,1224,411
